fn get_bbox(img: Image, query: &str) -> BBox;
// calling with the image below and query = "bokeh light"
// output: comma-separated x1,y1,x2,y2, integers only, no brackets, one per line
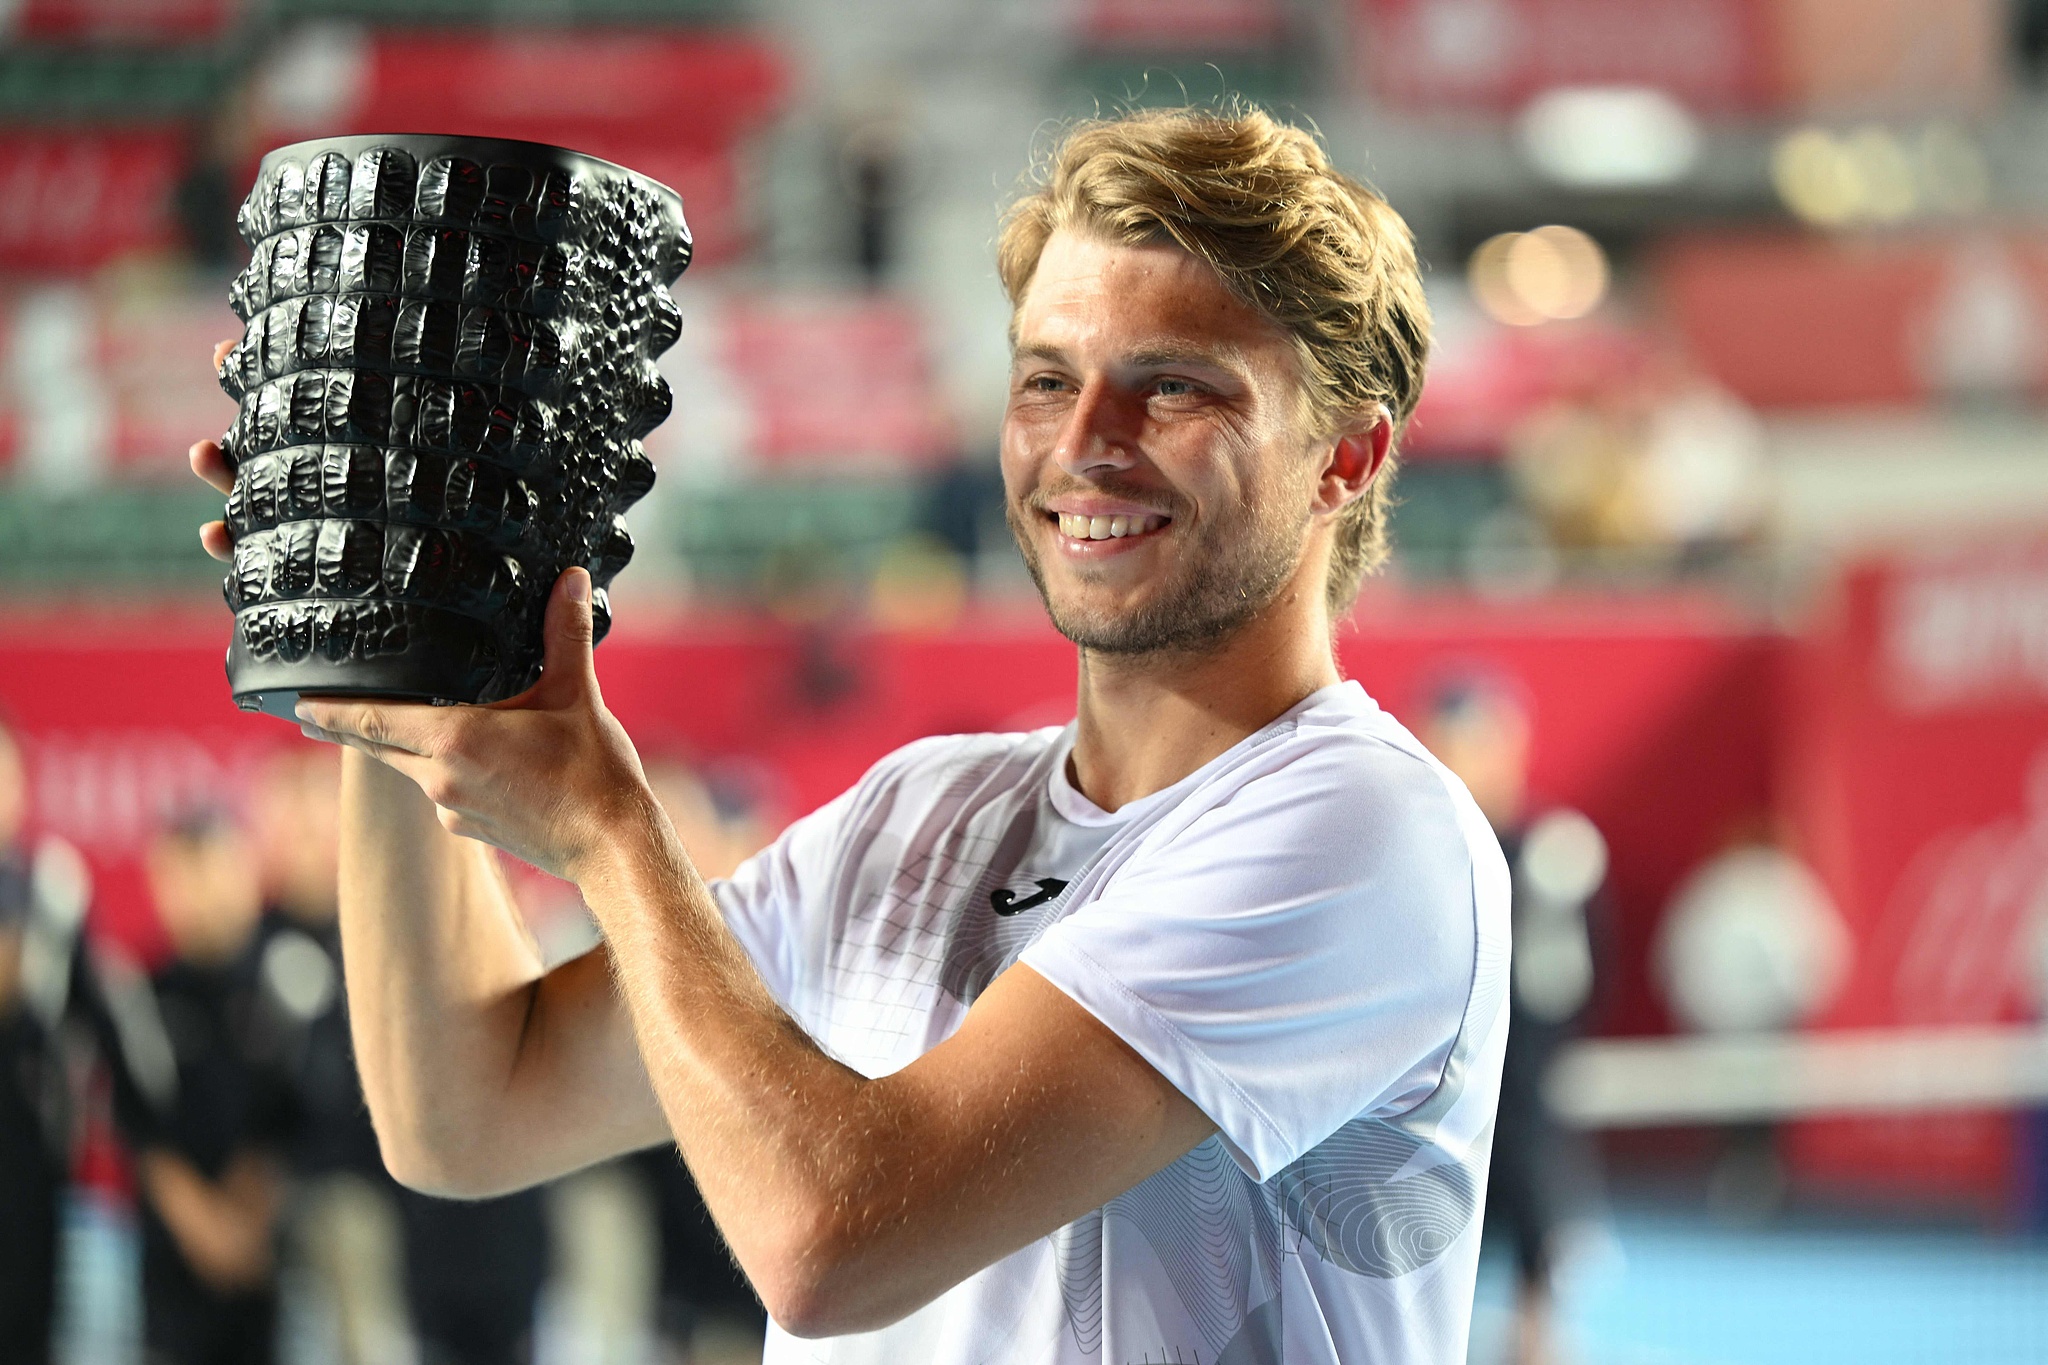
1519,85,1700,188
1772,122,1992,228
1469,225,1611,327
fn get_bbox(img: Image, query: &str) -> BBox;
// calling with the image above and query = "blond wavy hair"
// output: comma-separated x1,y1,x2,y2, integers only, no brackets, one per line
997,104,1431,613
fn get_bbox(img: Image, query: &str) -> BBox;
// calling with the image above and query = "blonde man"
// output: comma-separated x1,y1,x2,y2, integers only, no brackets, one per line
189,104,1509,1364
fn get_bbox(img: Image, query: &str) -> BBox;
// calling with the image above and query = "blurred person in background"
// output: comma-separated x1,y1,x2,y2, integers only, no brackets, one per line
255,746,551,1365
250,747,411,1365
105,808,296,1365
0,719,78,1365
172,72,260,274
1424,672,1604,1365
394,1185,548,1365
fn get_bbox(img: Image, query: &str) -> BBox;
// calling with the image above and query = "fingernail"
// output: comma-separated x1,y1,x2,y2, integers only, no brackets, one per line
294,702,310,721
566,570,590,604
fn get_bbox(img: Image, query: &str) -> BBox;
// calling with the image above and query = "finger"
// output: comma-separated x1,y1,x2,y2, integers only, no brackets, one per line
529,567,598,706
200,521,233,562
294,699,442,757
189,439,234,494
213,338,235,370
300,724,444,793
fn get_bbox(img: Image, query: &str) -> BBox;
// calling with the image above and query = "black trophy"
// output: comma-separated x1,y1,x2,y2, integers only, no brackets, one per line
216,134,690,716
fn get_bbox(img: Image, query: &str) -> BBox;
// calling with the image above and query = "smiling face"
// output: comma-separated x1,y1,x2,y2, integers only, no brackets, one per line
1002,230,1333,656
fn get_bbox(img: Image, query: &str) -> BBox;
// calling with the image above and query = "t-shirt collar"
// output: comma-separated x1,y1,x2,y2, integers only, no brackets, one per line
1045,680,1366,827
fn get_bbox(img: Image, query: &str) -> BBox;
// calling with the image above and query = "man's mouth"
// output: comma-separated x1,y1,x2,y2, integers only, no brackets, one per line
1052,512,1169,541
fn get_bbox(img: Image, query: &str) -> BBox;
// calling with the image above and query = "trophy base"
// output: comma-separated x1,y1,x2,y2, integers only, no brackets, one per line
227,600,532,718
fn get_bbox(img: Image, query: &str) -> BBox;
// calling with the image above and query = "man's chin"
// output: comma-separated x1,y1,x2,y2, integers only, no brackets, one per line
1041,589,1259,658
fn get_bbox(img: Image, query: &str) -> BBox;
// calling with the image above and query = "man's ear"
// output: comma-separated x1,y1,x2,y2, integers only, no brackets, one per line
1313,407,1394,516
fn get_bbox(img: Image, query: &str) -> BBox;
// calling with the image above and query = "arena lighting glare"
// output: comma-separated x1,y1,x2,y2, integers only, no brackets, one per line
1518,86,1700,189
1771,122,1990,229
1468,226,1609,327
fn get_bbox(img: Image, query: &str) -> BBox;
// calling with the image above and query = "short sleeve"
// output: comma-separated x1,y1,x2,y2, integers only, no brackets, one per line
1018,734,1482,1182
709,786,860,1011
708,735,970,1016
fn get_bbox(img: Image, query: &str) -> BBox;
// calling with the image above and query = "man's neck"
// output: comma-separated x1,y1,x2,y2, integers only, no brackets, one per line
1067,585,1340,812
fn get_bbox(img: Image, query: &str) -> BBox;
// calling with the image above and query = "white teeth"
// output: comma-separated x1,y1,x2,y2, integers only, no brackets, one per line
1057,512,1164,540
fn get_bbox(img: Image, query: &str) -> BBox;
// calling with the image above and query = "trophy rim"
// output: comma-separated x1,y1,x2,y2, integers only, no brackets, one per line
254,132,688,221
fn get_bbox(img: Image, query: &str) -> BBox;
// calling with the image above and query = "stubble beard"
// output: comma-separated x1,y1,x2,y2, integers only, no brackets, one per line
1006,487,1309,658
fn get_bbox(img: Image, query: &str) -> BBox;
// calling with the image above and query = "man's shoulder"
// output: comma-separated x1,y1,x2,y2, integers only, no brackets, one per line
1182,687,1498,878
1234,685,1465,813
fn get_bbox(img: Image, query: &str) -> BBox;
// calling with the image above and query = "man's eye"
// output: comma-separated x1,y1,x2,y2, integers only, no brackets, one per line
1154,379,1197,398
1023,375,1066,392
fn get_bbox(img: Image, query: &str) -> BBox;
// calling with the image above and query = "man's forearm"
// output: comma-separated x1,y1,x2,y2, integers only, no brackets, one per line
570,808,911,1326
338,749,670,1193
573,813,1207,1337
338,749,555,1187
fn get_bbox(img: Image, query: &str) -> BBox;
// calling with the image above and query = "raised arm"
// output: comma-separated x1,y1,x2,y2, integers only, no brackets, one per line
189,430,667,1194
334,748,669,1191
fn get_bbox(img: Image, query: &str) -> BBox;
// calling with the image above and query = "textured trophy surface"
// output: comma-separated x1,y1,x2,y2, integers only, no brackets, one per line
217,134,691,716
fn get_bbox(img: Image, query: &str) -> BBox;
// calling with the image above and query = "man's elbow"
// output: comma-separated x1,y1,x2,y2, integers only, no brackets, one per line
746,1210,933,1340
371,1119,529,1201
756,1266,886,1342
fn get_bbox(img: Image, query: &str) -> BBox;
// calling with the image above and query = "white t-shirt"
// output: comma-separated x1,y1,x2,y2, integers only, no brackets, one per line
712,680,1511,1365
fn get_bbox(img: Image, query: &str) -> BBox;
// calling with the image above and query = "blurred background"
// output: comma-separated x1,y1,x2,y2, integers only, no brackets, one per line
2,0,2048,1362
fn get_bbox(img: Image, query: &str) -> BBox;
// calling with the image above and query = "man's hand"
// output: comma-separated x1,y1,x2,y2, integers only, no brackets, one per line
296,569,654,882
190,339,238,562
139,1149,279,1294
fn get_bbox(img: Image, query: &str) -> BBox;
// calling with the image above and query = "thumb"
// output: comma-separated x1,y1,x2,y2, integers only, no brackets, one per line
534,567,599,703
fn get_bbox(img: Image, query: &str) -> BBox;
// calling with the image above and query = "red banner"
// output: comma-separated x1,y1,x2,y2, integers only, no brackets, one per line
0,132,186,275
1404,316,1659,459
0,593,1777,1033
253,31,788,265
713,293,955,468
1656,230,2048,409
1079,0,1286,47
1355,0,1775,113
1784,541,2048,1204
3,0,239,40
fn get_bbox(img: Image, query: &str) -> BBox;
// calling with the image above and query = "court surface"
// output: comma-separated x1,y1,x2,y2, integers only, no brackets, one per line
1473,1205,2048,1365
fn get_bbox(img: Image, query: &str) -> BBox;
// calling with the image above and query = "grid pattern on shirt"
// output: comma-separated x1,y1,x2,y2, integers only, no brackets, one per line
814,742,1048,1073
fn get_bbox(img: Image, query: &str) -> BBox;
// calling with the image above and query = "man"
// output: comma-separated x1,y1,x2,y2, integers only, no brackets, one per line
254,747,552,1365
1422,674,1603,1365
189,105,1509,1363
106,808,295,1365
0,721,65,1365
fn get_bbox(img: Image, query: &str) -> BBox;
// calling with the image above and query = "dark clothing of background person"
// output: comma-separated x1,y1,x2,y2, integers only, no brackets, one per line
1482,822,1604,1288
103,922,299,1365
0,844,99,1365
0,845,60,1365
265,914,383,1182
631,1144,765,1344
0,1009,62,1365
262,912,549,1365
398,1186,549,1365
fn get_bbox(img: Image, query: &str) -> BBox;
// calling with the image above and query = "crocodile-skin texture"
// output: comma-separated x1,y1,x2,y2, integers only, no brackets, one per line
218,136,689,710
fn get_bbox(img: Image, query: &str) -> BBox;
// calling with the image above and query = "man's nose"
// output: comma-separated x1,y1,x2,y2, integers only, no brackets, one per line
1052,384,1142,478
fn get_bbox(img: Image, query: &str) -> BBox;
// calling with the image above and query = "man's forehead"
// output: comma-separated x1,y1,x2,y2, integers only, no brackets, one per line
1011,230,1289,366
